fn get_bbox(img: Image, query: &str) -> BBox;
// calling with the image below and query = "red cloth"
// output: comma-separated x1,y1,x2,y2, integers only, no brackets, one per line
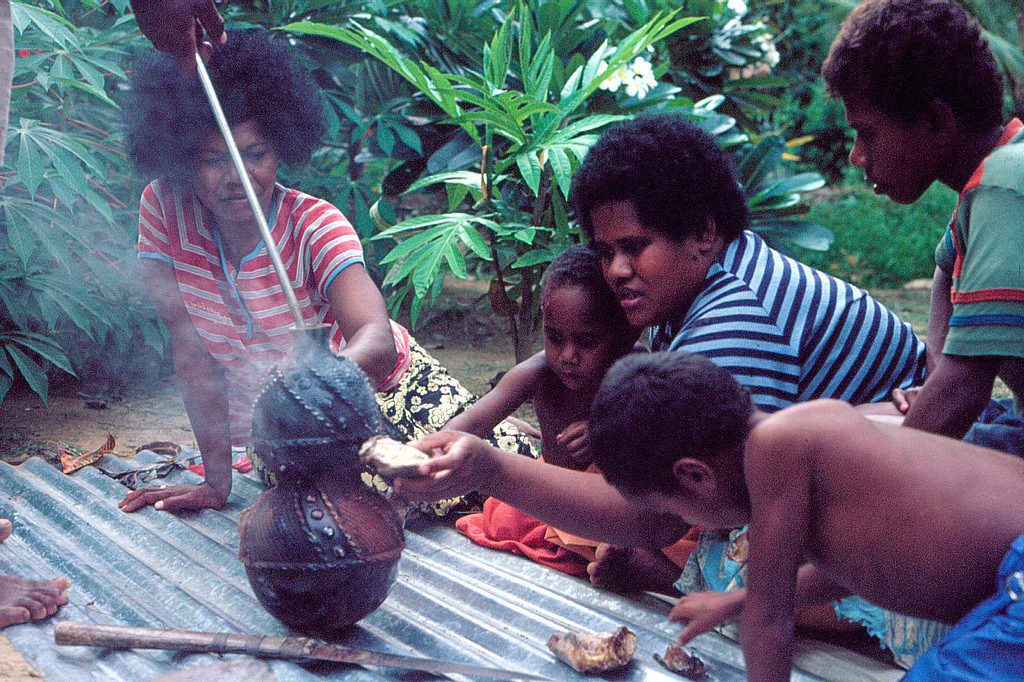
456,497,590,577
187,453,253,476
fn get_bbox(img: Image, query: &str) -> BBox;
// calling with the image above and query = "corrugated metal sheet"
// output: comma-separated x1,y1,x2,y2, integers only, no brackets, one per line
0,452,901,681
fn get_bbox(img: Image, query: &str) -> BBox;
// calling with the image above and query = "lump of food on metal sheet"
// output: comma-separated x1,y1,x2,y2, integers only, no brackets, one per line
654,643,706,680
238,477,404,637
546,626,637,674
359,436,430,479
250,328,383,486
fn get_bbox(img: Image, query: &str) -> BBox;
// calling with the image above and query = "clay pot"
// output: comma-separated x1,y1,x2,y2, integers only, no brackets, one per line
238,478,404,636
250,326,382,485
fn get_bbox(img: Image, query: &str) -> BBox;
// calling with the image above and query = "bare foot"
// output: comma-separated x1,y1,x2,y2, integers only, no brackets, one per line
0,519,71,628
588,544,683,595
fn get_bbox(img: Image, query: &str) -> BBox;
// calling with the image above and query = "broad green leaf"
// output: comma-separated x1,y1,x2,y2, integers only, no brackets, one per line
457,225,493,260
389,122,422,154
0,348,13,378
6,344,49,403
738,137,785,193
554,115,628,141
376,123,395,155
55,78,118,107
406,171,486,194
512,248,555,269
547,146,573,197
442,240,468,279
753,220,834,251
8,333,75,375
516,151,542,196
6,212,37,267
760,172,827,198
16,127,44,195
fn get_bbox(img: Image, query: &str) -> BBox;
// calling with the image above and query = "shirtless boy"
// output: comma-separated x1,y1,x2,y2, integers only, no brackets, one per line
399,352,1024,679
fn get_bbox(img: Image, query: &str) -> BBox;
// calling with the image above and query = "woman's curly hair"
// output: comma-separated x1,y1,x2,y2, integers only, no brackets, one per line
822,0,1004,132
569,114,749,244
126,28,325,182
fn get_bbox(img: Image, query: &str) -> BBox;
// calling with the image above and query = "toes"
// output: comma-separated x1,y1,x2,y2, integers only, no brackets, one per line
0,519,11,544
15,595,48,621
0,606,30,628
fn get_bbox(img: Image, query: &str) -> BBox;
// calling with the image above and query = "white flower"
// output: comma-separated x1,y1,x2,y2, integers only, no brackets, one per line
624,76,647,98
751,33,780,68
726,0,747,16
630,56,654,79
624,63,658,98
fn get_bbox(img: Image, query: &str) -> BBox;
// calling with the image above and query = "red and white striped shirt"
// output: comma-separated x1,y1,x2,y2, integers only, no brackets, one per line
138,180,412,446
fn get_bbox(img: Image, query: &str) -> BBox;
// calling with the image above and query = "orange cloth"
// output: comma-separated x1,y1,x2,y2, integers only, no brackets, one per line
456,497,590,577
660,526,702,569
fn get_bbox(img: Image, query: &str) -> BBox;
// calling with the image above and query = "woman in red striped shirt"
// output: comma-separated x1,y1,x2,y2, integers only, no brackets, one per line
118,29,533,514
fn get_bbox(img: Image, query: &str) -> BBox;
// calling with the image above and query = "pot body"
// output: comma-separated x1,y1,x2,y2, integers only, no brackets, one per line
238,478,404,636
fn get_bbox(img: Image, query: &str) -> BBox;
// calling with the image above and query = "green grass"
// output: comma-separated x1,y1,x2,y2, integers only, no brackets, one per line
793,182,958,288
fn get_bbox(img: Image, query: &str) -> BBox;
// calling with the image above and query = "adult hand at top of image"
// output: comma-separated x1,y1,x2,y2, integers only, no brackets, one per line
129,0,225,61
391,431,503,503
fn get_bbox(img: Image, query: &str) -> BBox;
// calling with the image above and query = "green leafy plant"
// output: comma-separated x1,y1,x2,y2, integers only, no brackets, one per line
287,4,827,361
1,0,163,404
287,8,699,360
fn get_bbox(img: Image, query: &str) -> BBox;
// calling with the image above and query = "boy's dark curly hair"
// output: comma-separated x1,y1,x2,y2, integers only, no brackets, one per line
569,114,749,244
822,0,1004,131
591,352,753,496
126,28,325,182
541,244,629,331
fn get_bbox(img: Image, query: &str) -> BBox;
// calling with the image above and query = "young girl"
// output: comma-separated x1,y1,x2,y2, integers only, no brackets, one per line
446,244,638,467
444,245,640,575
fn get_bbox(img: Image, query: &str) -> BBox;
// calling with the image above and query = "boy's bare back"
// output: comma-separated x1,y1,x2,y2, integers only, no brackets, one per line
749,399,1024,624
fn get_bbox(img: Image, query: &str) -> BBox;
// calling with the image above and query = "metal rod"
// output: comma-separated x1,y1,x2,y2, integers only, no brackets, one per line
193,52,306,329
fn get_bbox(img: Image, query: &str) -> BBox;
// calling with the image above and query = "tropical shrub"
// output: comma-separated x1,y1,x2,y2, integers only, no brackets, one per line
1,0,166,404
796,182,956,288
286,1,828,360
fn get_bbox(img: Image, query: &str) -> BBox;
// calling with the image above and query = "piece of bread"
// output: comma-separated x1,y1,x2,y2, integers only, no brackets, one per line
546,626,636,674
358,436,430,479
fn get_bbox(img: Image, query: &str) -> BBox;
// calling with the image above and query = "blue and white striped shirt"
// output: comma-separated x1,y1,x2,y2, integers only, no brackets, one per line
651,231,926,411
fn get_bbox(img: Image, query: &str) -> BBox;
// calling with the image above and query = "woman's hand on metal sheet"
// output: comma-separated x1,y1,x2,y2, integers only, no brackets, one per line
118,482,228,513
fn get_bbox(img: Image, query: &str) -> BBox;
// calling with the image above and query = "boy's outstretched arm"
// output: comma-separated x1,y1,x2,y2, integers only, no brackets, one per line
443,353,545,438
397,431,683,548
740,420,814,681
